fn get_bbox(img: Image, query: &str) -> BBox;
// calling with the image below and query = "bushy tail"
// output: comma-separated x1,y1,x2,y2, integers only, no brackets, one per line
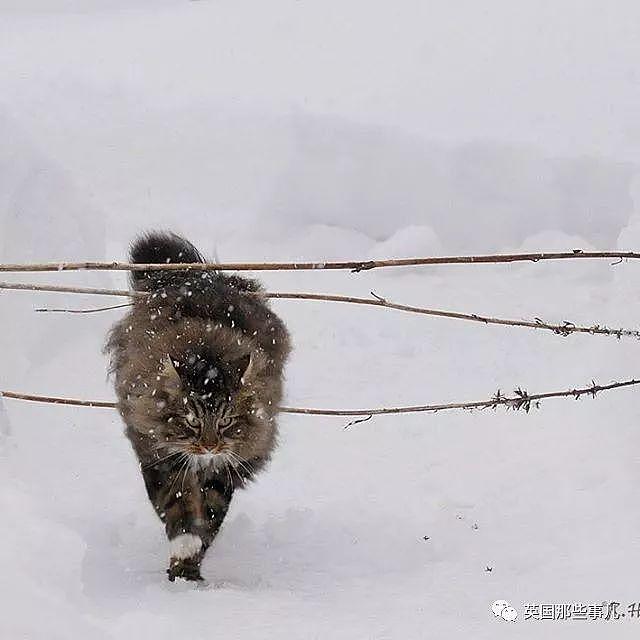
129,231,205,291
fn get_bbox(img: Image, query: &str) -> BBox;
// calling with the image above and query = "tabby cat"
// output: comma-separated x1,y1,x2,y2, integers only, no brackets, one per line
106,232,290,581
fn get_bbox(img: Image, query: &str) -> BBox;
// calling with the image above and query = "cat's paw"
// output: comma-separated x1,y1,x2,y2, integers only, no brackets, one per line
167,557,204,582
166,533,204,581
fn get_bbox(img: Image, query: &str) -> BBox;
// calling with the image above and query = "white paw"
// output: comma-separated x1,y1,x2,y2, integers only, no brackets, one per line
169,533,202,560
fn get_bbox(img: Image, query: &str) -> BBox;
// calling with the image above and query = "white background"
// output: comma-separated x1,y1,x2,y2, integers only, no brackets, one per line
1,2,640,638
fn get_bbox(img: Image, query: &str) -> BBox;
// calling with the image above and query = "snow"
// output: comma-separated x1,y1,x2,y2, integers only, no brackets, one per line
1,1,640,637
0,396,11,446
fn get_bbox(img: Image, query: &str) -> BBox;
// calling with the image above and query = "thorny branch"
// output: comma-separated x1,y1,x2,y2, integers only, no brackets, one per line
1,282,639,340
0,250,640,273
1,379,638,417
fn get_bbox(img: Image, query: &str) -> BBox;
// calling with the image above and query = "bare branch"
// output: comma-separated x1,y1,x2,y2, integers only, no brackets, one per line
1,250,640,273
267,291,640,339
2,379,638,417
279,379,640,415
0,391,117,408
34,303,134,314
0,281,143,297
4,282,638,340
343,414,373,429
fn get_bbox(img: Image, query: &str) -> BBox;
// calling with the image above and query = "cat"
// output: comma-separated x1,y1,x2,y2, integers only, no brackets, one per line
106,232,291,581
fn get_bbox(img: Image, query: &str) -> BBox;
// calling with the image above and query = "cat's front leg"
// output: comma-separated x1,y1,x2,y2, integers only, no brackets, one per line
142,463,233,581
167,473,234,581
167,531,205,581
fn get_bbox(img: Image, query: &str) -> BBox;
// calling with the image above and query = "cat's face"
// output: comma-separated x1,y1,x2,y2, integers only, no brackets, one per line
130,351,272,475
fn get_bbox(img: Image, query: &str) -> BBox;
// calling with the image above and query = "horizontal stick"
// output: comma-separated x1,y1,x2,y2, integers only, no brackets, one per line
1,379,638,417
0,391,116,408
265,292,640,339
0,251,638,273
3,281,638,339
0,281,144,297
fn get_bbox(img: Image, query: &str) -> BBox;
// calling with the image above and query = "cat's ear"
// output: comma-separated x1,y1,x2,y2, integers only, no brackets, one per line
159,354,182,391
230,353,253,387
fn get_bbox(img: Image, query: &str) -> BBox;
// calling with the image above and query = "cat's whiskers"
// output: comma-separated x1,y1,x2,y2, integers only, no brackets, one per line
142,449,183,470
228,450,254,472
181,455,195,493
225,450,254,477
225,455,243,483
223,451,249,483
225,452,245,475
166,453,190,497
222,456,234,488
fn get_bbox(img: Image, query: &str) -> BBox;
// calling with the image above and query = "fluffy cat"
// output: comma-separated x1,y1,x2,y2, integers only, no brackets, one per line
106,232,290,581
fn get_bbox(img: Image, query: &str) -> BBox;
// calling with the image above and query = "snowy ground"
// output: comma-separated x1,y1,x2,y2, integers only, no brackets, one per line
2,2,640,638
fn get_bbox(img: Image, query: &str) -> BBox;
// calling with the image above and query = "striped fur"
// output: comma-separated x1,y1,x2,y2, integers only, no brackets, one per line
106,232,290,581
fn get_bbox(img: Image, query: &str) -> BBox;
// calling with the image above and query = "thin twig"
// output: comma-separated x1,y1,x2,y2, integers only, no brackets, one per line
4,282,638,340
1,379,638,416
343,414,373,429
35,303,134,314
0,250,639,273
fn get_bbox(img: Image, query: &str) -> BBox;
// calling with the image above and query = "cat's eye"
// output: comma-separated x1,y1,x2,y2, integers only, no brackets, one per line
218,416,233,429
185,412,201,429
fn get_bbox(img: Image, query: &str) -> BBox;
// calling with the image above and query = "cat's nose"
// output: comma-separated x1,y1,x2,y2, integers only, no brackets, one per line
200,425,222,451
202,439,224,454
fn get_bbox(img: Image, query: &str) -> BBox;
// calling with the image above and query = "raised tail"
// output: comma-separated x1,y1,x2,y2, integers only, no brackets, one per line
129,231,205,291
